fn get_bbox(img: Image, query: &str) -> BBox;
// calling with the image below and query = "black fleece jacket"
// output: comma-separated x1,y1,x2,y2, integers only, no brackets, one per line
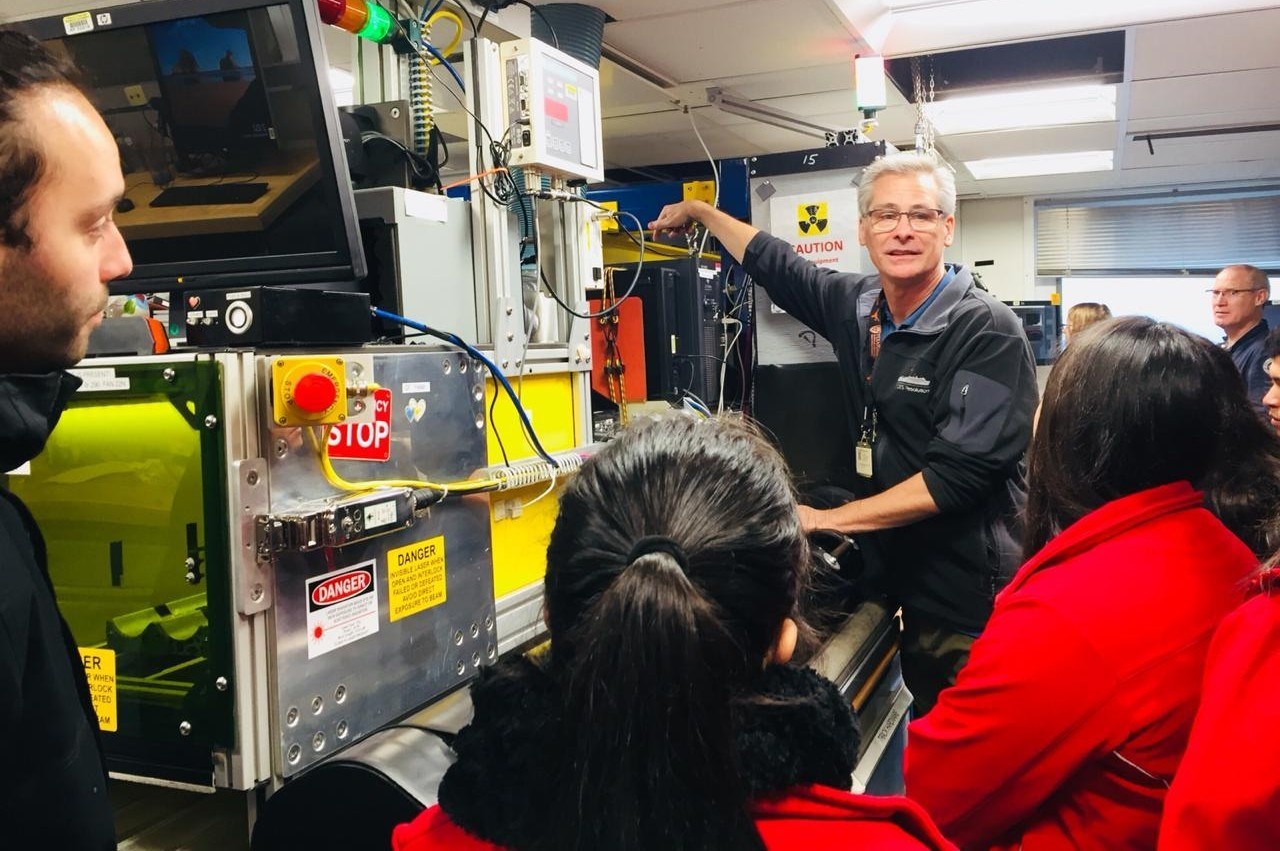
745,232,1037,631
0,372,116,850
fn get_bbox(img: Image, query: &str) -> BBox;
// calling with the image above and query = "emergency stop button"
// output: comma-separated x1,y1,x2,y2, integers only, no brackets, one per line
271,356,348,426
293,372,338,413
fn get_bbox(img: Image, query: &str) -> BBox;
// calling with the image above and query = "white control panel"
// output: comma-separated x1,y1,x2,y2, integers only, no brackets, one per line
499,39,604,183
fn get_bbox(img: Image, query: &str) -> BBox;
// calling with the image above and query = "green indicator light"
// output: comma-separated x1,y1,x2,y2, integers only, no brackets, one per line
357,3,395,43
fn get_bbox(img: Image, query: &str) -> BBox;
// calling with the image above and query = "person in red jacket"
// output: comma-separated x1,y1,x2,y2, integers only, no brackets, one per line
1158,565,1280,849
904,316,1280,850
393,416,953,851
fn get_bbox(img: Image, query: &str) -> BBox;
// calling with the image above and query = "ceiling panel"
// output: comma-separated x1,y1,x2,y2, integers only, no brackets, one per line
603,0,854,82
694,62,856,102
599,59,679,114
1131,8,1280,80
839,0,1280,56
603,107,726,139
576,0,746,23
1128,68,1280,121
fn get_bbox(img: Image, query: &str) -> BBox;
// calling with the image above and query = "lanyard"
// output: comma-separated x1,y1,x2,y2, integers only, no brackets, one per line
861,290,888,446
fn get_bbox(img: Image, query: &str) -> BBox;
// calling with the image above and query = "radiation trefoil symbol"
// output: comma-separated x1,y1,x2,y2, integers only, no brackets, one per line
798,202,829,235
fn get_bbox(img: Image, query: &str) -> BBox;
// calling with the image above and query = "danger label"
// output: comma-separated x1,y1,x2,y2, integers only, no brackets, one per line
79,647,117,732
306,561,379,659
387,536,447,622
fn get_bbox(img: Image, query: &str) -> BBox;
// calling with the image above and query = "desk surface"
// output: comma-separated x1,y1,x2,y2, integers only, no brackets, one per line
115,153,320,241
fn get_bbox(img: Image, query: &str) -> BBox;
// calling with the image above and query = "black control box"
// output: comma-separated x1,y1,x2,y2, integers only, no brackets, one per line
183,286,372,347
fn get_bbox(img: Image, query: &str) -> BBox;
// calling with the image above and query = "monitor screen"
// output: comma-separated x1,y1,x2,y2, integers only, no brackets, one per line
16,0,366,292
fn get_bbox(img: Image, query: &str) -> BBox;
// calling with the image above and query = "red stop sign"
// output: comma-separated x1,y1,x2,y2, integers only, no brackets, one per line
328,388,393,461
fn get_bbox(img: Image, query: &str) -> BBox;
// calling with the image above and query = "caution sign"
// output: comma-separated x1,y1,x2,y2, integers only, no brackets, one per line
306,561,380,659
387,536,447,622
79,647,117,732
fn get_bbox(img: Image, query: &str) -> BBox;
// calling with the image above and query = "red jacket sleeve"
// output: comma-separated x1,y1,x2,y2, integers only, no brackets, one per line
1158,593,1280,851
392,805,500,851
904,598,1125,848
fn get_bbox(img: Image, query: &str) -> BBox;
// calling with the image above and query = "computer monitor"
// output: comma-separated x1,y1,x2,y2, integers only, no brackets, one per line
15,0,366,292
148,10,277,170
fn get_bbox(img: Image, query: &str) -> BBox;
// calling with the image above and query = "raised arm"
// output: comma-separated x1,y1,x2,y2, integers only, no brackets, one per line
649,199,759,264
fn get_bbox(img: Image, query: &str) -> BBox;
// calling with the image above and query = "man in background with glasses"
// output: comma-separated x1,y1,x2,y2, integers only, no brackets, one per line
650,151,1036,714
1210,264,1271,417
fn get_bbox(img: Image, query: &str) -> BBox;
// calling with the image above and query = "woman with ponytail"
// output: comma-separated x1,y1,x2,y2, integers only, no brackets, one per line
392,415,951,850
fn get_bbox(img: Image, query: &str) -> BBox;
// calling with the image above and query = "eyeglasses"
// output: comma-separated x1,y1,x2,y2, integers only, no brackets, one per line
1207,287,1264,299
865,208,946,233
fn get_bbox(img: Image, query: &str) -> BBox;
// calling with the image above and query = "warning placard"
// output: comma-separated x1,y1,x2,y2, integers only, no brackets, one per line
306,561,380,659
387,536,447,622
79,647,117,732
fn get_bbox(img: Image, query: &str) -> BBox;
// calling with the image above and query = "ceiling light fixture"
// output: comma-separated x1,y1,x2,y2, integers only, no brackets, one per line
705,87,837,142
925,83,1116,135
965,150,1114,179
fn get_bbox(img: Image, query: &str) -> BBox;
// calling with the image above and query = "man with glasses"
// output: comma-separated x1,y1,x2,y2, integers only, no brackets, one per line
1209,264,1271,417
650,151,1036,713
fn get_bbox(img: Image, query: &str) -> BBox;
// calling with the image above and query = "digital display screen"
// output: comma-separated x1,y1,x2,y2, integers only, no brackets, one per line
542,54,598,171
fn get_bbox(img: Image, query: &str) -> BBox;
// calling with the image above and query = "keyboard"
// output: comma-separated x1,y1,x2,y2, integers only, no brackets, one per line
150,182,269,207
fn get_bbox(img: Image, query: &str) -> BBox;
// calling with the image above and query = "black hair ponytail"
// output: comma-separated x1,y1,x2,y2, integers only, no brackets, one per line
540,550,763,851
533,416,808,851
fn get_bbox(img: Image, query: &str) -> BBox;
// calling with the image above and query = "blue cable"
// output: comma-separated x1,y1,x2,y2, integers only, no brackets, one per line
371,307,559,468
419,0,445,23
422,41,466,91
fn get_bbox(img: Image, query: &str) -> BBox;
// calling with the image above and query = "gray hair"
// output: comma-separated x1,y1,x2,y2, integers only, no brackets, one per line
1220,264,1270,296
857,151,957,218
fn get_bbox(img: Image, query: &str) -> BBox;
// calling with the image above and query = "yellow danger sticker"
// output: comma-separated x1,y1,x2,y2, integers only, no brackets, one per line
79,647,117,732
387,535,447,622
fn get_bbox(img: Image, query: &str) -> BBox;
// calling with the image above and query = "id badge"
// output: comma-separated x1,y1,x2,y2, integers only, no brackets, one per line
855,439,873,478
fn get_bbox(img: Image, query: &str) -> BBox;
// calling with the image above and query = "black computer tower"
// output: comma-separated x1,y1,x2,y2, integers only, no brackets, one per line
612,256,723,407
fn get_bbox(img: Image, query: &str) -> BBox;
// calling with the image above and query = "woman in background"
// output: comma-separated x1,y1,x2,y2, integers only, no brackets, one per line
393,416,952,851
1063,301,1112,345
905,317,1280,850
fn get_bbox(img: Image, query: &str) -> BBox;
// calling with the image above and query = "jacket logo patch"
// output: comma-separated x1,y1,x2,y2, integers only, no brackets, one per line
797,202,829,236
896,374,932,394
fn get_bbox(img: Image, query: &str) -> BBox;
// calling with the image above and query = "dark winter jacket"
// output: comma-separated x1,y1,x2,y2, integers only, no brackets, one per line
391,657,953,850
744,232,1038,631
0,372,116,850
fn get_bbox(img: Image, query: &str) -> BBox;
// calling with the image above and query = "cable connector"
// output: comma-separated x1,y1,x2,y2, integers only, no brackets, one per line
532,187,579,203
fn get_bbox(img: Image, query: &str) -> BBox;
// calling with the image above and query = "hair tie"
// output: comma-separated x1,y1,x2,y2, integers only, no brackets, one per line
626,535,689,571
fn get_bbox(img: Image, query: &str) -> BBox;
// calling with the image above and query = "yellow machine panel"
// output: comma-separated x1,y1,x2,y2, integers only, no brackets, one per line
485,372,581,597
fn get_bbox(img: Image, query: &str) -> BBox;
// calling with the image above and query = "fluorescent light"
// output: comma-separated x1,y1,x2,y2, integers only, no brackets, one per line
924,84,1116,135
965,150,1114,179
855,55,887,112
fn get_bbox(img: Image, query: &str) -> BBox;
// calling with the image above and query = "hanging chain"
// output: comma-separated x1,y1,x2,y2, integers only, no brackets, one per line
911,55,937,155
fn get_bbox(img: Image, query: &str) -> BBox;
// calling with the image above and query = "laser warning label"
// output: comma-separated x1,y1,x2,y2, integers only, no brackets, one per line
79,647,117,732
387,536,447,622
306,561,379,659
